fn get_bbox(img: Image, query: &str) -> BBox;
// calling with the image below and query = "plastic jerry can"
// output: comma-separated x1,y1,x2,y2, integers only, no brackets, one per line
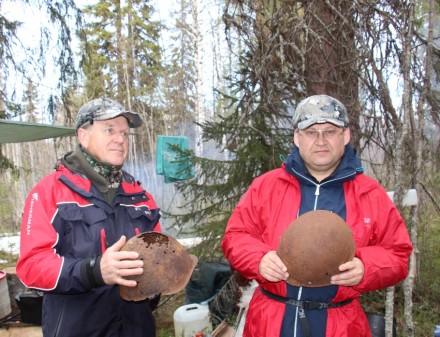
173,303,212,337
434,325,440,337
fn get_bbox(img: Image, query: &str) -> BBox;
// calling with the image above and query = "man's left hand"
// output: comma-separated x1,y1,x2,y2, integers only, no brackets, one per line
330,257,364,286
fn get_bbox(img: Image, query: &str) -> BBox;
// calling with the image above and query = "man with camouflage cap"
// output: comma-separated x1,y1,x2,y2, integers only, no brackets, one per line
17,98,162,337
222,94,412,337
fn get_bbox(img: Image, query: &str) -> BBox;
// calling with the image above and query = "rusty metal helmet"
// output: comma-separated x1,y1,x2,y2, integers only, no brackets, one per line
277,210,356,287
119,232,198,301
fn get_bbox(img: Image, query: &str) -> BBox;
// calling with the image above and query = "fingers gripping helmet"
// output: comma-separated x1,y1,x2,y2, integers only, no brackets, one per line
119,232,198,301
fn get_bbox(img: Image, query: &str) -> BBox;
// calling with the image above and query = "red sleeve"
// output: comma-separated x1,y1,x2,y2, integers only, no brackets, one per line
347,180,413,293
222,179,276,283
16,175,64,290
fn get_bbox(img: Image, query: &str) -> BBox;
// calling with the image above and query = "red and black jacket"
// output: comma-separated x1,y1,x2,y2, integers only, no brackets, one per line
17,163,161,337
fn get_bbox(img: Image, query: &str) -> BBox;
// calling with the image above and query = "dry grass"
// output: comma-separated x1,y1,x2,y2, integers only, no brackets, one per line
154,290,186,337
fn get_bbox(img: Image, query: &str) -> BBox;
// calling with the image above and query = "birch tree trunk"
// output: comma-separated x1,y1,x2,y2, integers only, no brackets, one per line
385,287,395,337
387,0,416,336
402,0,434,335
191,0,204,158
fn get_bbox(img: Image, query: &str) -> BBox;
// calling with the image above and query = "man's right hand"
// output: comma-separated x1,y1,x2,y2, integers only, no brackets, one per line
259,250,289,282
100,235,144,287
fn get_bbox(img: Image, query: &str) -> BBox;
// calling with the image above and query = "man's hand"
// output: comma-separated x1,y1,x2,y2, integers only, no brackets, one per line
259,251,289,282
100,235,144,287
330,257,364,286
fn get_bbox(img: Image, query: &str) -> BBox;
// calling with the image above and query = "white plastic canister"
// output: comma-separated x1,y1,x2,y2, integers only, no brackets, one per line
173,303,212,337
0,270,11,318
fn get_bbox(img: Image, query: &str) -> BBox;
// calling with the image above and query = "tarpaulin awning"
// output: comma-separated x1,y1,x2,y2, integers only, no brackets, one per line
0,120,75,143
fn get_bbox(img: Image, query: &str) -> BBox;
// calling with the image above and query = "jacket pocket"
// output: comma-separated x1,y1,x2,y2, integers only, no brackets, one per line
56,204,108,257
124,206,161,233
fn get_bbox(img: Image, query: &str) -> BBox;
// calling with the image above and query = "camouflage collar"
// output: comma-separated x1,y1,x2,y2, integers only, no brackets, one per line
80,146,122,188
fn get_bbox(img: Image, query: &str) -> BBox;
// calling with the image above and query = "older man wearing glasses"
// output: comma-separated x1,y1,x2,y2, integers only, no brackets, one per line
17,98,162,337
222,95,412,337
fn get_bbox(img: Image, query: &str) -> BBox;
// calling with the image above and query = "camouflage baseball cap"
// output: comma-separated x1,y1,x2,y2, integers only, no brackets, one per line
75,98,143,130
292,95,349,130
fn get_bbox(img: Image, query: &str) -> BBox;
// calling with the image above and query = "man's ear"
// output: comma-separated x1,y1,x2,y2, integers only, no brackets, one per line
293,130,299,147
343,128,351,145
77,127,88,148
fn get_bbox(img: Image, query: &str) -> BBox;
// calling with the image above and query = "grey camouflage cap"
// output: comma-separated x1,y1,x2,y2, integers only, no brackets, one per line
75,98,143,130
292,95,349,130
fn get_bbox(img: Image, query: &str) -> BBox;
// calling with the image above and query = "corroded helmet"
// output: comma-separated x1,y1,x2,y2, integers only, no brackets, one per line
277,210,356,287
292,95,349,130
119,232,198,301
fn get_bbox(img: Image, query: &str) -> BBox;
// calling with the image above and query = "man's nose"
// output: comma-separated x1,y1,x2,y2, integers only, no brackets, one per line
315,131,327,143
114,131,128,143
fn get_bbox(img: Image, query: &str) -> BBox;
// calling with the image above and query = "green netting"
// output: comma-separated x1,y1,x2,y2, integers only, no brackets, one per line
156,135,194,183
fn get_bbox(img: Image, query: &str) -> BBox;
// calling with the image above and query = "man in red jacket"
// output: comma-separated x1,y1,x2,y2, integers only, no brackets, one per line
222,95,412,337
17,98,162,337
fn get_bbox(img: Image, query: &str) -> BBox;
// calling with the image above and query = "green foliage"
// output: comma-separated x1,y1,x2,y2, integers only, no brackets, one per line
78,0,167,158
0,0,82,109
156,330,174,337
165,0,311,260
161,0,201,127
361,193,440,336
0,250,18,270
167,43,295,260
0,179,19,234
415,213,440,334
79,0,163,100
0,149,17,175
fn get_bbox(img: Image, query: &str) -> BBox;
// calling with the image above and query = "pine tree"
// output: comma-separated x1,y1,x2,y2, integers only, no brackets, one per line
79,0,162,103
78,0,166,178
161,0,198,133
167,1,303,260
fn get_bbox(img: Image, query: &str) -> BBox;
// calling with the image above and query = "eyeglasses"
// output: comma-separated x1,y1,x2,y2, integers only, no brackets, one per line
298,128,345,140
102,127,131,141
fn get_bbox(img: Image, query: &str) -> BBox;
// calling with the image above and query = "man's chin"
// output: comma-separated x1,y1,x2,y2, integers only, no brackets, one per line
105,157,127,167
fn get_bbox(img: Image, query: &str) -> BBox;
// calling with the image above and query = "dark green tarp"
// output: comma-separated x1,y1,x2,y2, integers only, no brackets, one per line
0,120,75,143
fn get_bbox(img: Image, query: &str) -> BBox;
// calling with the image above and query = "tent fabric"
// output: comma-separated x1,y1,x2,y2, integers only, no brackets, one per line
156,135,194,183
0,120,75,144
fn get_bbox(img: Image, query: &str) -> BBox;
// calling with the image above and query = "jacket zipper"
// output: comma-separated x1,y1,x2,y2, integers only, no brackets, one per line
293,287,303,337
290,169,356,337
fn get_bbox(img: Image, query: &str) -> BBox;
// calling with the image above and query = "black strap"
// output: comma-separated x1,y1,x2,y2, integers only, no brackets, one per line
260,287,353,337
298,307,312,337
260,287,352,310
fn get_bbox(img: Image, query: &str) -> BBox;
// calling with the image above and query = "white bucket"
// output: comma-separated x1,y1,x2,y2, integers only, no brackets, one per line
0,270,11,318
173,303,212,337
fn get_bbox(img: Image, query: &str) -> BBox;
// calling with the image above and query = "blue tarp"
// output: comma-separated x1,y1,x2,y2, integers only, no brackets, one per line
156,135,194,183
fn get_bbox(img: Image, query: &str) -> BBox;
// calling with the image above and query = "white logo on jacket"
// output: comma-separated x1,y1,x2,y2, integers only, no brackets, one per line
26,193,39,235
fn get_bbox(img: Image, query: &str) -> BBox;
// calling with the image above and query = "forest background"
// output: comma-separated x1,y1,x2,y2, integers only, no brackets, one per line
0,0,439,337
